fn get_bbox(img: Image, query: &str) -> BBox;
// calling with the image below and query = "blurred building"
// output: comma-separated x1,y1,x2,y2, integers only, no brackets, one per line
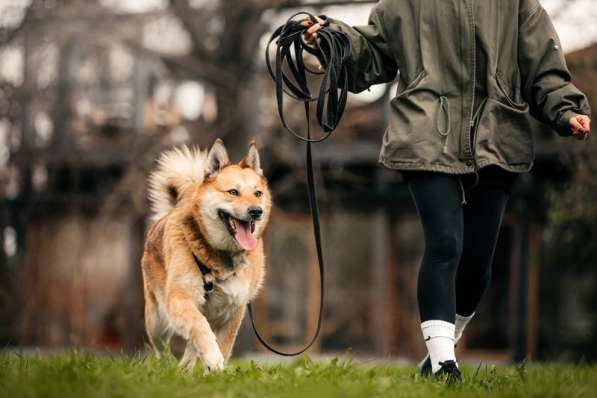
0,0,595,363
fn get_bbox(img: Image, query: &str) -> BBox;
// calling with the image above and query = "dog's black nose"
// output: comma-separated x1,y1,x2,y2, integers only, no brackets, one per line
248,206,263,220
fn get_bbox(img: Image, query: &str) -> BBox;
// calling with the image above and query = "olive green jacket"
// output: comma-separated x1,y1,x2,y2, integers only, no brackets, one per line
326,0,591,174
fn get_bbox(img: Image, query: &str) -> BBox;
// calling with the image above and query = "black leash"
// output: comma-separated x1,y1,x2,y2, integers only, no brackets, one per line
247,12,351,356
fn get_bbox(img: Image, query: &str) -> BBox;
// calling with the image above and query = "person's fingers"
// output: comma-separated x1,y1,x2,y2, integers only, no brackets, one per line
304,31,317,42
571,115,591,140
570,116,583,132
579,116,590,140
578,115,591,133
304,23,322,42
304,32,318,44
300,19,313,27
307,23,321,35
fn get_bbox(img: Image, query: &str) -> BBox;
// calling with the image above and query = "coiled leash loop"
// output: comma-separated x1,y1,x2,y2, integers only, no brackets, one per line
247,12,351,356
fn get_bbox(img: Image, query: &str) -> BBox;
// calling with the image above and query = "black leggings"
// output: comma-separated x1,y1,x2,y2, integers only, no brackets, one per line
403,166,517,322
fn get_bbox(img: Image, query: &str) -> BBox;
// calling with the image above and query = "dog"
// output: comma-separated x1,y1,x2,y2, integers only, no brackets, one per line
141,139,271,372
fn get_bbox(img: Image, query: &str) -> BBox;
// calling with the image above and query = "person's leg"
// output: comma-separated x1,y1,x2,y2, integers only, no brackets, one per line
455,182,511,324
404,171,464,373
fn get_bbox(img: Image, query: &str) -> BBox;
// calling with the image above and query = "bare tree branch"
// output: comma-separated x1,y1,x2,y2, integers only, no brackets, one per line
123,39,237,88
169,0,214,62
0,2,34,46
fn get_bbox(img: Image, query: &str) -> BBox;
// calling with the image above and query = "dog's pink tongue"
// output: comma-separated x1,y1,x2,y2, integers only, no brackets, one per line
234,221,257,251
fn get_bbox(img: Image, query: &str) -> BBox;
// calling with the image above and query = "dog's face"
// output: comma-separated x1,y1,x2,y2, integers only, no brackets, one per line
194,140,272,252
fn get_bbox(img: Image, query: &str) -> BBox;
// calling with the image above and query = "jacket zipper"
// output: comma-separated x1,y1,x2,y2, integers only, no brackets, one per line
467,0,477,167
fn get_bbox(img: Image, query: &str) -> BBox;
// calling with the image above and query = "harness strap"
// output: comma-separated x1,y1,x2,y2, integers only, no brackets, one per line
192,252,214,300
247,12,350,356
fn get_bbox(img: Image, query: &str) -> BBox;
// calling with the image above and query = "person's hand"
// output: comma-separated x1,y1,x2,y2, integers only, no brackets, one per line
301,19,322,46
569,114,591,140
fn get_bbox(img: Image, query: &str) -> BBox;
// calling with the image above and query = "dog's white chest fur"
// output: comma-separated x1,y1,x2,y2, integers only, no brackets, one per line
203,274,251,330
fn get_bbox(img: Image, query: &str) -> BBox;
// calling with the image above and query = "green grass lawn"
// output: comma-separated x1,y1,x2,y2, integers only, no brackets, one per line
0,352,595,398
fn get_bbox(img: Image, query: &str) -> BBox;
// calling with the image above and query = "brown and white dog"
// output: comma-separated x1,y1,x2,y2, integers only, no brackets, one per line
141,139,271,372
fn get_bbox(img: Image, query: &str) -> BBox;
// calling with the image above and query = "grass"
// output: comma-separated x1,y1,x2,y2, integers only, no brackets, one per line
0,352,596,398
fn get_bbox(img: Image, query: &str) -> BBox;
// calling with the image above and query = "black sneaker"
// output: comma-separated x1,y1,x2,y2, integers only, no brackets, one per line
435,360,461,384
417,354,432,376
419,343,458,377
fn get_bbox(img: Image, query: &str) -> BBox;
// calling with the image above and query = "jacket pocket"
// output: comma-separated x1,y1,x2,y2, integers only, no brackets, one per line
386,70,445,163
495,71,526,110
475,98,537,166
396,70,427,98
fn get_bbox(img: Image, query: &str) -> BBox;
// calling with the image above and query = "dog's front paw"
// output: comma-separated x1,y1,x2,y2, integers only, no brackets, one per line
202,346,225,373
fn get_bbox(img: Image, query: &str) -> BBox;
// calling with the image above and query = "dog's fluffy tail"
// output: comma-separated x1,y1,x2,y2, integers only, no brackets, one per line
147,146,207,220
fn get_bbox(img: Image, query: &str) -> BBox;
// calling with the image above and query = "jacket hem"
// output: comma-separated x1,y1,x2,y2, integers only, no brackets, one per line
379,157,532,175
476,159,533,173
379,157,475,174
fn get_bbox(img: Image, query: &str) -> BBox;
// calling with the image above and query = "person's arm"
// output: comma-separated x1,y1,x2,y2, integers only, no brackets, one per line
518,0,591,139
305,1,398,93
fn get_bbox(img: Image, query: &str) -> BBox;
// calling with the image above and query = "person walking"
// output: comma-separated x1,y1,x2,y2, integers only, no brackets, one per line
303,0,591,382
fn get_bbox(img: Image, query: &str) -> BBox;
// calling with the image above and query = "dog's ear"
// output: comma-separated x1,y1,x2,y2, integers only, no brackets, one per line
239,140,262,175
205,138,230,177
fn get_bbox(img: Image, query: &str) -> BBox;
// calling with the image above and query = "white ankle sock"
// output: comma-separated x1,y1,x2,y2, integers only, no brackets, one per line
455,313,475,344
421,320,456,373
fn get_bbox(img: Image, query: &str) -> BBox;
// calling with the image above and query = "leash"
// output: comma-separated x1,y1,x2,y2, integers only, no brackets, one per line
247,12,351,356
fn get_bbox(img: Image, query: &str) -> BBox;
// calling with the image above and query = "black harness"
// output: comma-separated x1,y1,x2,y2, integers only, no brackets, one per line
192,252,214,301
244,12,351,356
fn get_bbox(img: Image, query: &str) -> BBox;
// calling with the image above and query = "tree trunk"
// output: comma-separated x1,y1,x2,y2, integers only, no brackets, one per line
213,83,261,159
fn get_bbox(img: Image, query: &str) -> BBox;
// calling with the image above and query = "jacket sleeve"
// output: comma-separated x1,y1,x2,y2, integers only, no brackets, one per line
518,0,591,136
324,1,398,93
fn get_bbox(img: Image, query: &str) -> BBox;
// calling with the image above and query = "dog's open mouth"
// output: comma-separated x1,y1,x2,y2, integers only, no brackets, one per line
218,210,257,251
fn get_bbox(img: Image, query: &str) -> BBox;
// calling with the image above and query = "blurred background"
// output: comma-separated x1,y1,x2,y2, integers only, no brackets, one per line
0,0,596,364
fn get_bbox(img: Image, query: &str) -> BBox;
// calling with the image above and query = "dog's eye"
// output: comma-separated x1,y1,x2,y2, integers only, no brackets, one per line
255,190,262,198
227,189,240,196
